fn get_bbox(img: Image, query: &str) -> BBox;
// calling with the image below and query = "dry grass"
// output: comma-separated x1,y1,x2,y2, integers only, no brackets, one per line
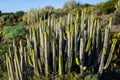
112,25,120,32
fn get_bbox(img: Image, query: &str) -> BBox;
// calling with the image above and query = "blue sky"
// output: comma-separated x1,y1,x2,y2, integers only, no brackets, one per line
0,0,108,13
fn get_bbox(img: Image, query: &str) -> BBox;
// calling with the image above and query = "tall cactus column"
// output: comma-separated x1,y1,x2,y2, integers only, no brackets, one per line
98,27,109,75
44,32,49,76
67,31,72,73
79,38,84,75
58,25,63,75
52,32,56,72
6,53,14,80
32,27,39,76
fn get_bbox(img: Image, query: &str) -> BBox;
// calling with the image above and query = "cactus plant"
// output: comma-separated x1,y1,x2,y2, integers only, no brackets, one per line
5,8,118,80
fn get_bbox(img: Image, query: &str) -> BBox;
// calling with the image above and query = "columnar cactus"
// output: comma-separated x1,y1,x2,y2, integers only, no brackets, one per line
6,8,118,80
79,38,84,75
58,24,63,75
98,27,110,74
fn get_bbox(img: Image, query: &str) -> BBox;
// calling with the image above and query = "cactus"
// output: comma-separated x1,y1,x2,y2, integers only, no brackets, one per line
67,31,72,73
39,32,44,65
79,38,84,75
98,26,109,75
75,20,79,66
6,53,14,80
58,25,63,75
104,38,118,69
44,32,49,76
15,51,22,80
5,8,118,80
52,32,56,72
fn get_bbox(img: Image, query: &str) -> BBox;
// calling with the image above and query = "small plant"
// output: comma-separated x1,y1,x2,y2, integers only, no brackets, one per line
2,26,28,40
84,74,99,80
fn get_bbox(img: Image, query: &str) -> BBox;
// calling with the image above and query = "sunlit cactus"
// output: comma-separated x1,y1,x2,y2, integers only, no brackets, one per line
52,32,57,72
67,31,72,73
58,24,63,75
98,26,110,75
5,8,118,80
6,53,14,80
104,38,118,69
79,38,84,75
44,32,49,76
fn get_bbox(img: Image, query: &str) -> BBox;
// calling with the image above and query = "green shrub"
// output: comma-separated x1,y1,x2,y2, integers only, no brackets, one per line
84,74,99,80
3,26,28,39
115,0,120,15
96,0,119,14
112,0,120,25
63,0,81,9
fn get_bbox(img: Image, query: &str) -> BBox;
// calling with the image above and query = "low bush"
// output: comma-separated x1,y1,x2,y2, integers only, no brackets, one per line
2,26,28,40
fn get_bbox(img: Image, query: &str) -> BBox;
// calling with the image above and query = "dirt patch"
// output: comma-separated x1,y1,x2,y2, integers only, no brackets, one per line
112,25,120,32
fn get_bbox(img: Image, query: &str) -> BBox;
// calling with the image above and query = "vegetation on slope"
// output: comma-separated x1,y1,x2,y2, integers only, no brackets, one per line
0,0,120,79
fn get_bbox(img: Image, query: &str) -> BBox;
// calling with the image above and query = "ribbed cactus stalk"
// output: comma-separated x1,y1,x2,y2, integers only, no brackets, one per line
31,49,39,76
88,19,96,67
51,17,54,30
40,32,44,65
13,40,17,53
13,40,22,80
29,28,32,41
48,16,50,27
19,40,23,73
85,14,94,53
15,51,22,80
75,20,78,62
44,32,49,76
58,25,63,75
104,39,118,69
37,58,42,74
26,34,31,55
46,26,50,65
14,58,19,80
86,38,91,52
70,25,73,70
32,27,38,55
67,31,72,73
52,32,56,72
6,53,14,80
6,53,10,80
23,47,29,80
8,46,12,60
98,17,112,74
96,20,101,53
32,27,39,76
89,13,94,38
36,27,40,42
92,19,96,45
98,26,109,74
79,38,84,75
85,14,94,67
84,30,87,45
68,13,70,25
23,47,27,66
80,9,86,38
27,54,33,67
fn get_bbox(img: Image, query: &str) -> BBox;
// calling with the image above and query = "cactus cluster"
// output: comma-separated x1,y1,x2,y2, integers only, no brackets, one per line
6,9,118,80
